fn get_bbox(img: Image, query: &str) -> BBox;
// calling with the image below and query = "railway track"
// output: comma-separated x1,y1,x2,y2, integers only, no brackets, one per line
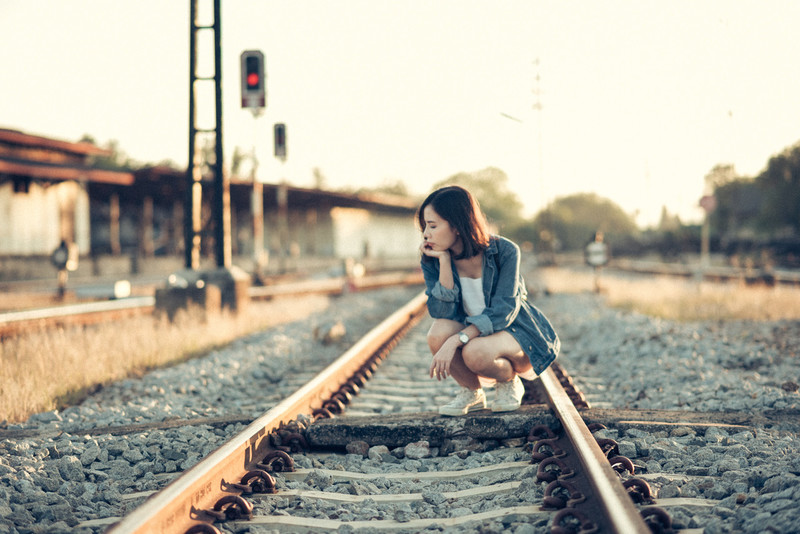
99,290,740,534
0,271,423,338
609,259,800,287
3,278,796,532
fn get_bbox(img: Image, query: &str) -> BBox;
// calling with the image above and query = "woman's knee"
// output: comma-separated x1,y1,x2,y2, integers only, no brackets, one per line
461,341,493,374
427,319,461,352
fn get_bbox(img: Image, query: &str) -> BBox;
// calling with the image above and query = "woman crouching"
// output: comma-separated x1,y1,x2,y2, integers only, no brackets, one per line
418,185,560,415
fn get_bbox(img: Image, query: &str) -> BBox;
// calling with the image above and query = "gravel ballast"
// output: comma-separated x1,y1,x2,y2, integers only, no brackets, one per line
540,291,800,533
1,281,799,533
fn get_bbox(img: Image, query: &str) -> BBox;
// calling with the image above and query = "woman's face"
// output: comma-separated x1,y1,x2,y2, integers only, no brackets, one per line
422,205,461,254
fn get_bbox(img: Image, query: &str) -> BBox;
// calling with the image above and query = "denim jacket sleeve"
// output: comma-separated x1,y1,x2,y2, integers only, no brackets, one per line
465,237,523,336
420,256,462,321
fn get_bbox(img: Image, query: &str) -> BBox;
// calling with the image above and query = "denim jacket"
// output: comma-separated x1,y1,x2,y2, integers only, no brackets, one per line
421,235,560,375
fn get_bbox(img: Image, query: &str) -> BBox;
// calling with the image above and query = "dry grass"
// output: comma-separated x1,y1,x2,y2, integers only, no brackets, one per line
538,266,800,322
0,295,329,423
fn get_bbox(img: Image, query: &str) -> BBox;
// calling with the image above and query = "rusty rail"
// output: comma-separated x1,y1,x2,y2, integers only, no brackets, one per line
538,367,650,533
249,271,423,299
0,297,155,338
107,291,428,534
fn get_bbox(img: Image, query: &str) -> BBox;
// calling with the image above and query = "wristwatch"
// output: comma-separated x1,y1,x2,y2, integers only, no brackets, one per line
458,332,470,345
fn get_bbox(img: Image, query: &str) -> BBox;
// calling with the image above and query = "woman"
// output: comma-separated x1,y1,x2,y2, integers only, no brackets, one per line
418,185,560,415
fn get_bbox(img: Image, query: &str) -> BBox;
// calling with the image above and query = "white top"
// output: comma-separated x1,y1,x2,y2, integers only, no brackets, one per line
460,276,486,317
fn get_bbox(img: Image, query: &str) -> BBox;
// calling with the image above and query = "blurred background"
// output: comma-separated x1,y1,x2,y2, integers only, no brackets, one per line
2,0,800,287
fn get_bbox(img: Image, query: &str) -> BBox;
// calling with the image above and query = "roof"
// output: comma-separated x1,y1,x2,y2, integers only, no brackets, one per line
0,128,132,185
0,158,134,185
137,166,418,213
0,128,110,157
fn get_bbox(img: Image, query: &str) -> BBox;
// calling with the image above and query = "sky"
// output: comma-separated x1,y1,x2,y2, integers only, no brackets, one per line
3,1,800,227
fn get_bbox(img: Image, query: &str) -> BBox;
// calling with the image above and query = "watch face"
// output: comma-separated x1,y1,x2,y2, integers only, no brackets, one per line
459,332,469,344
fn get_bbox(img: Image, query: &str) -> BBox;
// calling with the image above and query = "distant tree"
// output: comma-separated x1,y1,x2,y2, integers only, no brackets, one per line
80,135,138,170
433,167,524,231
710,178,761,238
658,206,682,232
757,142,800,234
704,163,737,191
357,179,412,197
526,193,639,252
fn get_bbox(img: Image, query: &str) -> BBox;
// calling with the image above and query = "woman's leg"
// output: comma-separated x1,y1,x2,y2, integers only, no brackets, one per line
460,331,532,382
427,319,481,389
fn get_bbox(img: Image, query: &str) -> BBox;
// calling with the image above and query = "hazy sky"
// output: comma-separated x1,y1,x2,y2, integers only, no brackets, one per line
3,1,800,226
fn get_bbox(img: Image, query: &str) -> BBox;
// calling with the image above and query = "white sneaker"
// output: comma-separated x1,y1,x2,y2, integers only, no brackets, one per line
438,387,487,416
491,375,524,412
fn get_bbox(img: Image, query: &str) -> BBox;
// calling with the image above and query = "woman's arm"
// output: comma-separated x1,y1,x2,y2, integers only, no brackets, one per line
437,252,455,290
420,253,460,320
420,241,454,289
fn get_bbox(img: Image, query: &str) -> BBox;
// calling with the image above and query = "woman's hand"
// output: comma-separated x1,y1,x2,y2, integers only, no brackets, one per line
429,337,458,381
420,240,449,261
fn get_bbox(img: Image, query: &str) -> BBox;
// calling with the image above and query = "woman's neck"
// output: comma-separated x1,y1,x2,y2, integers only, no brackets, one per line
455,251,483,278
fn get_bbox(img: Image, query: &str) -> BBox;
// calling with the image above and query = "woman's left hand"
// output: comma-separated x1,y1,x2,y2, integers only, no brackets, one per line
429,342,456,381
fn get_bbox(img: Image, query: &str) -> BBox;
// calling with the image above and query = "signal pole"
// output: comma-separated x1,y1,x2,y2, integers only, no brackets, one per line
240,50,267,279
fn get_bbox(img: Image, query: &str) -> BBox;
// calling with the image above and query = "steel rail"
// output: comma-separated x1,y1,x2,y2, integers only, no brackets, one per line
0,296,155,323
0,271,423,337
0,297,156,337
538,367,650,533
248,271,423,299
611,258,800,286
108,290,428,534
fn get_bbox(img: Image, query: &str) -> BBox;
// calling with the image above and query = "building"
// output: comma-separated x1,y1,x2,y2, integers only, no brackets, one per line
0,128,421,281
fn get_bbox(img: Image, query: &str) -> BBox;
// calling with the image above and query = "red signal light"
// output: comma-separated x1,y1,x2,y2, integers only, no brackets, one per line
247,72,260,88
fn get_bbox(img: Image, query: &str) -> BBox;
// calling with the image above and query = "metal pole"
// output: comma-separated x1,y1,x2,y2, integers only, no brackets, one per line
213,0,230,268
185,0,198,269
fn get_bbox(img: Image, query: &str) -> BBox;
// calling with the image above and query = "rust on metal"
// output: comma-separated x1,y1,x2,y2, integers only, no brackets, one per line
539,366,651,533
542,479,586,509
531,437,565,462
203,495,253,521
608,455,635,475
623,478,655,504
640,506,673,532
536,456,575,483
258,450,295,473
108,290,427,534
551,508,599,534
227,470,276,494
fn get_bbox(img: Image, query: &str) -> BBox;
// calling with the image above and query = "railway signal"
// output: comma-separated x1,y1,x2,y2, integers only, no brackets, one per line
240,50,265,110
274,123,286,160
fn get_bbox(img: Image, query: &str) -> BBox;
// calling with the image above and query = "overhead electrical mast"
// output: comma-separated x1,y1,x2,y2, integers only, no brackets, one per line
187,0,228,269
175,0,249,315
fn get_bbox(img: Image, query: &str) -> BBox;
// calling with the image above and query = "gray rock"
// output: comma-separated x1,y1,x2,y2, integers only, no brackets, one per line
57,456,84,482
404,440,431,459
368,445,390,461
345,440,369,457
28,410,62,424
